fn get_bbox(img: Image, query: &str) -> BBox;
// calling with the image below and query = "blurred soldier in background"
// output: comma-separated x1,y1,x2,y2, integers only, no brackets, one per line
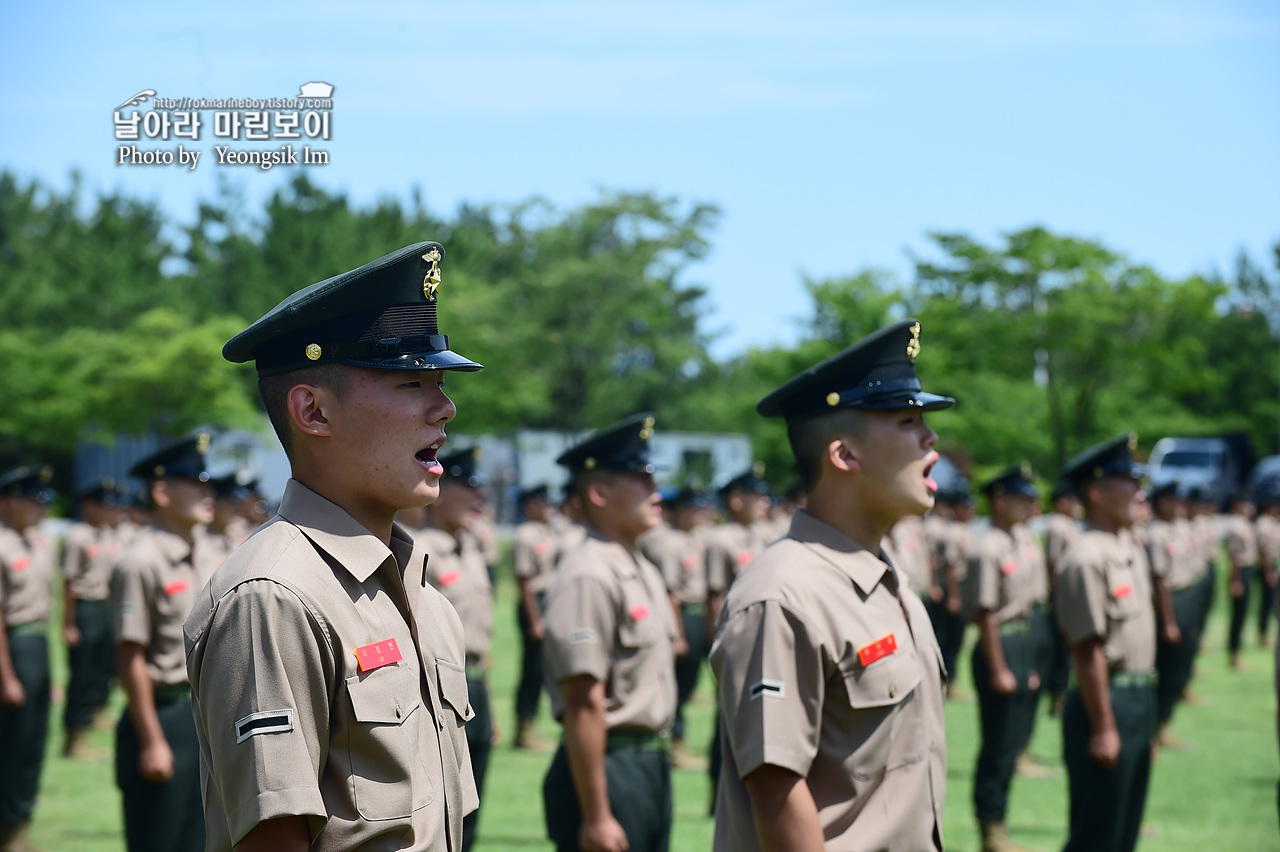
1145,482,1198,751
512,483,558,752
541,413,677,852
112,435,218,852
61,477,124,760
419,447,496,852
1254,490,1280,648
1225,490,1260,670
0,465,57,852
1043,482,1082,715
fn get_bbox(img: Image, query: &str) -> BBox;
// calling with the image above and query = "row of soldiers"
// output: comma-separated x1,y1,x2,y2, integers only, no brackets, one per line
3,239,1277,852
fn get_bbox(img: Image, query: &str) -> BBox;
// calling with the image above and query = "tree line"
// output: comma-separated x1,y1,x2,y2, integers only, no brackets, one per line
1,169,1277,491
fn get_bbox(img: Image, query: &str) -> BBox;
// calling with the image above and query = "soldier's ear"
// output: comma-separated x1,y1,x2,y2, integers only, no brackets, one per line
150,479,170,509
288,383,334,439
828,437,862,475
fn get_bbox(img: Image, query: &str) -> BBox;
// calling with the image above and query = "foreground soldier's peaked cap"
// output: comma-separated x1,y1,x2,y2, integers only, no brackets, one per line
982,462,1039,499
757,318,955,419
1060,433,1144,487
557,413,659,475
0,465,56,502
128,433,212,483
223,242,483,376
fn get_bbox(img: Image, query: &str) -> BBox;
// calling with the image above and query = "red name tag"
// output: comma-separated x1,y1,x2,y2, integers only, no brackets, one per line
1001,559,1017,576
1112,583,1132,600
630,604,650,621
735,550,753,566
534,541,551,556
11,556,29,572
858,633,897,667
85,544,100,558
439,570,460,586
355,638,403,672
1165,542,1179,556
164,579,188,596
683,555,699,571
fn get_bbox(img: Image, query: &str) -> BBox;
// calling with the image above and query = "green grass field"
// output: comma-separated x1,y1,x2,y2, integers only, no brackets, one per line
27,560,1280,852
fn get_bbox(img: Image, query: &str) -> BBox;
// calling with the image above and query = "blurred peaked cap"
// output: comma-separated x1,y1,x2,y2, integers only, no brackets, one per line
982,461,1039,499
76,476,121,504
557,413,659,475
1050,480,1076,501
1148,480,1180,502
223,241,483,377
0,464,56,503
209,474,243,498
1060,433,1144,487
439,446,487,488
674,484,714,508
756,318,956,420
518,483,550,503
718,462,772,498
128,433,213,483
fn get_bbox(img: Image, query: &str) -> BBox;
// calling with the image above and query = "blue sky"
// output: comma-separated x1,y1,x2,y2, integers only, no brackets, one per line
1,0,1276,358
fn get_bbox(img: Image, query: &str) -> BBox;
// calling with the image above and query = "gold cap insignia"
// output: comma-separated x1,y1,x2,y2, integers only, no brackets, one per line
753,460,766,476
305,343,322,361
1021,461,1032,479
472,446,483,460
196,433,211,455
154,465,166,478
584,457,596,470
826,392,840,407
422,248,442,302
640,417,655,440
906,322,921,364
1093,466,1104,479
103,477,114,488
1127,432,1138,453
39,465,53,482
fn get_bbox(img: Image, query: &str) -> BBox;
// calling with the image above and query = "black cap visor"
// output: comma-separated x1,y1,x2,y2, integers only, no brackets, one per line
855,390,956,412
342,346,483,373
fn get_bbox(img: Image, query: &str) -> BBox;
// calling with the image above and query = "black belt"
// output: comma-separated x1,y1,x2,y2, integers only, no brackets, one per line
605,728,671,753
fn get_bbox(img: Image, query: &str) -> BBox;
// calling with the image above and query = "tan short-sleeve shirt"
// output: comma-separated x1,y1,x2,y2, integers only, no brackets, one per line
1225,514,1259,566
184,479,478,852
542,528,677,732
111,525,219,686
1054,527,1156,674
0,526,54,627
1045,512,1081,576
887,514,932,596
706,521,774,595
1256,514,1280,570
971,525,1036,625
710,510,947,852
63,522,122,602
417,527,494,666
639,524,707,605
513,520,558,595
1144,519,1180,581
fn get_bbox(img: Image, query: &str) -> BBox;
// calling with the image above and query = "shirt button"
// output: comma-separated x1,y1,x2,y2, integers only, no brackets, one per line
889,686,897,698
437,710,446,729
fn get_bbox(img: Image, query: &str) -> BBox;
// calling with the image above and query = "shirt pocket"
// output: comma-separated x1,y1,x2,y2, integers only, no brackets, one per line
1104,562,1144,622
345,664,430,821
840,649,926,781
436,659,475,725
617,594,662,649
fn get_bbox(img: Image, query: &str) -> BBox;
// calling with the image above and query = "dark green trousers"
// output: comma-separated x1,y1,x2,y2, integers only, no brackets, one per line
515,593,546,722
1229,566,1259,654
1062,684,1156,852
1156,586,1201,724
64,598,114,732
115,693,204,852
462,675,492,852
543,740,672,852
0,629,50,826
673,604,708,741
972,627,1037,822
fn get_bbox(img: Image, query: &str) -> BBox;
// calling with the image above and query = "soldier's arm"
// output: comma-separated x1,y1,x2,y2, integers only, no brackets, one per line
1153,575,1180,645
1071,637,1119,769
976,610,1015,694
561,674,628,852
517,576,544,639
118,641,173,782
0,617,24,707
743,764,825,852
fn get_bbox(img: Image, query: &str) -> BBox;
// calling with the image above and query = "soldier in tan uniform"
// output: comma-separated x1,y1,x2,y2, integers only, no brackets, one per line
1043,482,1082,714
1225,490,1260,669
418,447,495,852
638,485,713,770
711,318,951,852
1054,433,1157,852
1145,482,1198,750
541,413,677,852
61,477,124,758
512,483,558,752
112,435,219,852
184,242,482,852
1257,491,1280,647
968,464,1043,852
0,465,57,852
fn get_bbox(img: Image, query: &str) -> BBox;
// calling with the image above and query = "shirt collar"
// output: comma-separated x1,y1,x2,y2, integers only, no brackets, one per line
149,524,192,564
787,509,896,596
278,479,398,583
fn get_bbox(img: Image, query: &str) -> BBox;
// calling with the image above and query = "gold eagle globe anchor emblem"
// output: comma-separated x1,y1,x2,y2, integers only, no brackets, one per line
422,248,442,301
906,322,921,364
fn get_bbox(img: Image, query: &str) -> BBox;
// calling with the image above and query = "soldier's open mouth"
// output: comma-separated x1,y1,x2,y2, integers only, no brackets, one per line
923,453,939,494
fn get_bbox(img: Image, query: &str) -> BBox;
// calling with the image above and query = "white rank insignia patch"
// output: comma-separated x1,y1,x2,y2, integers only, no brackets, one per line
568,629,597,645
749,679,786,701
236,709,295,743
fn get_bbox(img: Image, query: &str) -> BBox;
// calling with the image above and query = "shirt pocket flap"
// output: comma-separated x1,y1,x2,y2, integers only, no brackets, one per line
436,659,475,722
347,665,420,725
843,652,922,710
